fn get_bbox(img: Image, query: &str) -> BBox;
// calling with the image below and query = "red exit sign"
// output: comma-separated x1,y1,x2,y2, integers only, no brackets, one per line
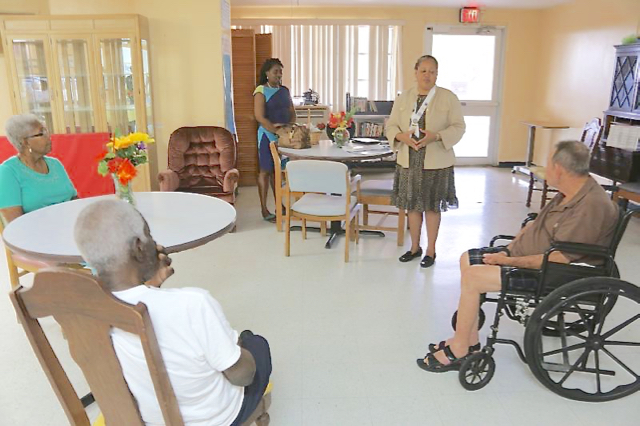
460,7,480,23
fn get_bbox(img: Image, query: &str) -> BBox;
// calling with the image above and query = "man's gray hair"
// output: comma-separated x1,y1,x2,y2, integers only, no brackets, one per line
74,199,148,275
5,114,43,152
551,140,591,176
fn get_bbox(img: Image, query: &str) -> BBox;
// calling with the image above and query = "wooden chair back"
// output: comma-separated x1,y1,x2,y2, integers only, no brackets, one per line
580,118,603,151
10,268,184,426
269,142,285,231
1,214,36,289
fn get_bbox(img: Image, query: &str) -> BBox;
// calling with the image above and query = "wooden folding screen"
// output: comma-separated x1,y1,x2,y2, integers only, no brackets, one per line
231,30,272,186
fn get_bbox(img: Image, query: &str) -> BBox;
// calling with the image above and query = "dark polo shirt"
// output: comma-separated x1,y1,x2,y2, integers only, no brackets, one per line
509,177,618,262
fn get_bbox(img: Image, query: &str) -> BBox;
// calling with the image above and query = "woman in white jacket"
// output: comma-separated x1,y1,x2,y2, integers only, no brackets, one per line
385,55,466,268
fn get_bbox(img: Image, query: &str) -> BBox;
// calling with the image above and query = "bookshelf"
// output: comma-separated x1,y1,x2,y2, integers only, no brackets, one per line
346,93,393,140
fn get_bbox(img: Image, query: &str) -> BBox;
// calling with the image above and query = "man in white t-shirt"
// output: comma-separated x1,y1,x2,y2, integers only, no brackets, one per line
74,200,272,426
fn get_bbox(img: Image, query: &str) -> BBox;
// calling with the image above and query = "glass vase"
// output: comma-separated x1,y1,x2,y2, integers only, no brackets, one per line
333,127,350,147
112,174,136,206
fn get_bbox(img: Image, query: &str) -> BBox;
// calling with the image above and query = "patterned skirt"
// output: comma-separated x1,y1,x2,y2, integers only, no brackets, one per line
391,147,458,213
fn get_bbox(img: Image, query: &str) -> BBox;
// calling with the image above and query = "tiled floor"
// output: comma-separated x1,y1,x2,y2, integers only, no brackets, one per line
1,167,639,425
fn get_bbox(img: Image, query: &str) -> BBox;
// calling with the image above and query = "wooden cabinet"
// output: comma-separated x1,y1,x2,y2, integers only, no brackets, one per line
0,15,155,191
590,42,640,184
607,42,640,117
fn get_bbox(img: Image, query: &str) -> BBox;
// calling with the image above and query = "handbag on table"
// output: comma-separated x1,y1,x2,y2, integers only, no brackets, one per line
276,124,311,149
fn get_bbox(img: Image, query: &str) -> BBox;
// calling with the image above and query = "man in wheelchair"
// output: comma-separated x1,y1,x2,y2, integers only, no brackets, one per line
418,140,619,372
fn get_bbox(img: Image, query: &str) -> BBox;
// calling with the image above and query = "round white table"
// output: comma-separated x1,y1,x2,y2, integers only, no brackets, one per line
3,192,237,264
278,141,393,161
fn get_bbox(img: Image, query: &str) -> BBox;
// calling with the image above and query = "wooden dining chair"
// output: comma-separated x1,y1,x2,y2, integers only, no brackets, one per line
1,215,49,290
526,118,603,209
10,268,184,426
269,141,326,235
269,141,287,232
284,160,361,262
355,179,405,246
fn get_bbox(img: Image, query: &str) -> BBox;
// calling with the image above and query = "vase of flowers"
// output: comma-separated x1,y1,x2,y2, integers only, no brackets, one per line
97,132,155,206
112,173,135,205
333,127,350,147
321,108,356,146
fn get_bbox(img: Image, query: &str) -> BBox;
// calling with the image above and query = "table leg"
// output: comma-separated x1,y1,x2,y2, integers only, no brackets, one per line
512,125,536,175
289,221,385,249
525,125,536,167
324,221,385,249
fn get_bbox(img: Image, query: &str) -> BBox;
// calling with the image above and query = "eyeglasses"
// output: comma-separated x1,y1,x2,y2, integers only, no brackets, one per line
25,129,48,139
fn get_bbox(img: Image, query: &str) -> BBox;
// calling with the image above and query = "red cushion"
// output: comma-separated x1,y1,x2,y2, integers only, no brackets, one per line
0,133,115,198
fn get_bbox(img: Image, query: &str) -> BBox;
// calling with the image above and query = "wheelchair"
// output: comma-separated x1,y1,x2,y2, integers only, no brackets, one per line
452,209,640,402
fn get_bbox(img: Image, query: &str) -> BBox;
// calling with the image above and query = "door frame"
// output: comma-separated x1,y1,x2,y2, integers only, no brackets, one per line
423,24,506,166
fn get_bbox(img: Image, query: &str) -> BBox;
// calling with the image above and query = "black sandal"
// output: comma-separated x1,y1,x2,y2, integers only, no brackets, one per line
428,340,481,353
416,345,470,373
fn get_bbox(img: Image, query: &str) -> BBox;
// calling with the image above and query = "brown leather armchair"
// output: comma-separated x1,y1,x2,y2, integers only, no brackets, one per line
158,126,239,204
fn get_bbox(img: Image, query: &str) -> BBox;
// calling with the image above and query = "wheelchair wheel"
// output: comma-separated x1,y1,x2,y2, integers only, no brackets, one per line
451,308,485,331
524,277,640,402
459,352,495,391
542,265,620,337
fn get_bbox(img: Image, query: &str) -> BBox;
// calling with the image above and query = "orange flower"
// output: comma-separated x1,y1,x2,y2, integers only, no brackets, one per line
95,150,108,162
116,158,137,185
107,157,124,173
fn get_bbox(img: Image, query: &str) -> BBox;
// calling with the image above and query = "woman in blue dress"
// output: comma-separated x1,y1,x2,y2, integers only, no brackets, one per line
253,58,296,222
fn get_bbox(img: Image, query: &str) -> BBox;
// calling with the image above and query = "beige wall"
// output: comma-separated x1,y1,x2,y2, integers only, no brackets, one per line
0,0,226,176
532,0,640,166
232,2,639,163
1,0,637,167
231,5,544,162
0,0,49,14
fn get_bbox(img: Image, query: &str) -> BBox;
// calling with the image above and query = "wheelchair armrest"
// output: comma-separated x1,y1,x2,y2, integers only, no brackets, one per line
522,213,538,228
548,241,610,258
489,235,515,247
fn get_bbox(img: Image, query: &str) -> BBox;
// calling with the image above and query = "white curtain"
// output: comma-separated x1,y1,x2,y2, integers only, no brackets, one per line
233,23,402,111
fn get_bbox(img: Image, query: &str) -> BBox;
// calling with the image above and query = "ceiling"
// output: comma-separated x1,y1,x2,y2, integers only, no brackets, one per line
231,0,573,8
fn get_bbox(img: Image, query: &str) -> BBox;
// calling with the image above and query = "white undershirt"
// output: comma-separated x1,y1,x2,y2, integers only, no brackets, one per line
111,285,243,426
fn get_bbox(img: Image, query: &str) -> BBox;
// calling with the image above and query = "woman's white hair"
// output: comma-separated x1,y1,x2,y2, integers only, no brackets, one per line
5,114,43,152
74,199,148,275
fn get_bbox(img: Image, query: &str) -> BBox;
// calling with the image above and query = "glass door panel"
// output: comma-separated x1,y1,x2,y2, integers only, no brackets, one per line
11,38,55,131
55,38,95,133
454,115,491,158
432,34,495,102
141,39,154,136
99,37,136,135
425,26,504,165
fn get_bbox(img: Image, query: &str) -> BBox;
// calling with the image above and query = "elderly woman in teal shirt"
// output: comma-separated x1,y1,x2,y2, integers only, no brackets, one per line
0,114,77,224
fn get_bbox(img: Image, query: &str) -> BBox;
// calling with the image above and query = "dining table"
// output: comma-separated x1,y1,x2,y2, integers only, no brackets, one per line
279,140,395,249
278,140,393,161
3,192,237,264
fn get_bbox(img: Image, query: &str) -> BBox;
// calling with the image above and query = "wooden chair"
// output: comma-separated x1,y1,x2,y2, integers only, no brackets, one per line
355,179,405,246
1,215,48,290
269,141,287,232
526,118,603,209
10,268,184,426
269,141,326,235
284,160,361,262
